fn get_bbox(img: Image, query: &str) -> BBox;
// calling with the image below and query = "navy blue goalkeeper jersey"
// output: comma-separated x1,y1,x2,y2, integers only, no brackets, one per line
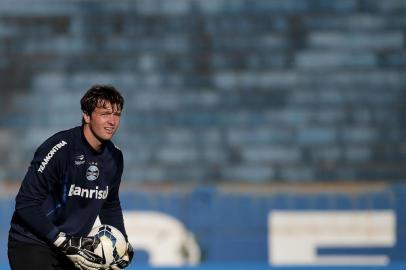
9,126,127,246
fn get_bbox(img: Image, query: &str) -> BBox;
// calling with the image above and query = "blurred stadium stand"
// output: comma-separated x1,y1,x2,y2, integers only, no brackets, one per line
0,0,404,183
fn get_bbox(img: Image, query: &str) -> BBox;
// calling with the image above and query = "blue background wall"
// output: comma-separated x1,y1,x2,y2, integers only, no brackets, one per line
1,182,406,268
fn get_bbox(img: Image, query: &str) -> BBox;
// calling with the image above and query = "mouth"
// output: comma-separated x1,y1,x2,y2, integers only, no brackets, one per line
104,127,115,134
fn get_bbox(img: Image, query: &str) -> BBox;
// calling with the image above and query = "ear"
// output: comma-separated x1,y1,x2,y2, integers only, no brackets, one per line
83,112,91,124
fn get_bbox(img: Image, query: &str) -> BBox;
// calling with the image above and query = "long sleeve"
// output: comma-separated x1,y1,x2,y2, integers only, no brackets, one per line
14,139,68,242
99,150,127,239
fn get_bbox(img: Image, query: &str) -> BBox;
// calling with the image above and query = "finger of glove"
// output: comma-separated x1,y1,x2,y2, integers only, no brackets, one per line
67,255,104,270
76,264,88,270
78,249,105,264
76,258,104,270
73,262,82,270
76,260,102,270
73,261,89,270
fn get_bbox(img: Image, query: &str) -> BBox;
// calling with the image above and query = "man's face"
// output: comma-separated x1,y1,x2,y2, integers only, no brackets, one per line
83,101,122,142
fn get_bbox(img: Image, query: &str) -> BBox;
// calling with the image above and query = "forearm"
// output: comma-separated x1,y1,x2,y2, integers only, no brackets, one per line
15,204,59,242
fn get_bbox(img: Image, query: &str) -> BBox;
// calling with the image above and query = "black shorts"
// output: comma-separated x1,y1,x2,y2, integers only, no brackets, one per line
8,238,76,270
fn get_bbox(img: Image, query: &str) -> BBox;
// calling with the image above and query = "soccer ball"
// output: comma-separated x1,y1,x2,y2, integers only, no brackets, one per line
88,224,127,266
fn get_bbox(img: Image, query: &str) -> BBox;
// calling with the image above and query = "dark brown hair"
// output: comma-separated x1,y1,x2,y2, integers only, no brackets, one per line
80,85,124,123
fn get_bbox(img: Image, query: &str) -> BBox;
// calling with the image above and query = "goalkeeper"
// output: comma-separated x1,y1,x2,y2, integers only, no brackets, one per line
8,85,133,270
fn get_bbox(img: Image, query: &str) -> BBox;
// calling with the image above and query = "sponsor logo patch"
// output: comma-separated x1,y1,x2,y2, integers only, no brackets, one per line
68,184,108,199
74,154,86,165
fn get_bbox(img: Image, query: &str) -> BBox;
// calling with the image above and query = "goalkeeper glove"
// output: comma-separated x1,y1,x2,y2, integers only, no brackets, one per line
54,232,106,270
109,242,134,270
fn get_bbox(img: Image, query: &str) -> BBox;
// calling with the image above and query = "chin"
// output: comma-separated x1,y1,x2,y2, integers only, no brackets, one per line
103,135,113,141
97,133,113,141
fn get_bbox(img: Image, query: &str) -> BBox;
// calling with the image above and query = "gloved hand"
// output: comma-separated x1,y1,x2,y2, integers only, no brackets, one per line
109,242,134,270
54,232,106,270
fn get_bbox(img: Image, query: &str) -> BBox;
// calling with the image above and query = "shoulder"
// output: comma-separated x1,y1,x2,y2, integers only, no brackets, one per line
106,141,123,160
40,128,76,148
33,127,77,172
37,127,77,152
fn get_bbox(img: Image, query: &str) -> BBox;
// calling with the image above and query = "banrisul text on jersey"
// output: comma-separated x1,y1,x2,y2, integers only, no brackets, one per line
37,140,68,173
68,184,109,199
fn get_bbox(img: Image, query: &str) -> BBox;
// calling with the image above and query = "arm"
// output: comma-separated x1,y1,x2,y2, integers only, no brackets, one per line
99,151,133,269
15,139,68,242
16,138,106,269
99,151,127,239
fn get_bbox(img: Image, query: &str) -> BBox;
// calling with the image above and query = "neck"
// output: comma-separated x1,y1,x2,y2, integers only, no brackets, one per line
83,125,103,151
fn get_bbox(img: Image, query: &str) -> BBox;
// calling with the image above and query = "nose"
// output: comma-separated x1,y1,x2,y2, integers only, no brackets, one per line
106,114,116,125
108,114,120,126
